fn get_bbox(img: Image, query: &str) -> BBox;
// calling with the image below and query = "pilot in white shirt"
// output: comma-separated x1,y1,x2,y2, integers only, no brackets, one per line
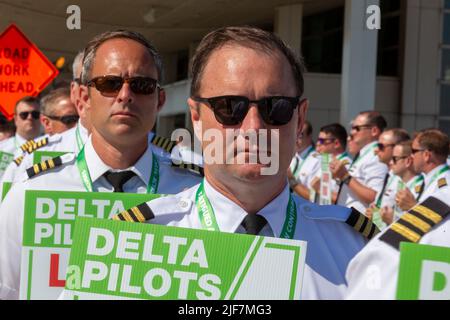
114,178,373,300
345,189,450,300
0,137,202,299
336,141,388,213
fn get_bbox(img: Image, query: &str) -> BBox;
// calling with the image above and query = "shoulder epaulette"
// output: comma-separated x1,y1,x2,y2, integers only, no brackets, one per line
20,137,49,154
26,156,63,179
438,178,447,189
172,161,204,176
415,184,422,194
151,135,176,154
13,155,24,166
342,159,350,166
112,203,155,222
345,207,380,240
380,196,450,250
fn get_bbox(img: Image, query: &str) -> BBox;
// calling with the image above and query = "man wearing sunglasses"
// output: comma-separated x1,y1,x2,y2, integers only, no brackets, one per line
365,129,410,229
0,96,42,156
0,30,202,300
373,140,425,227
396,129,450,212
39,87,79,135
331,111,389,214
109,26,375,300
310,123,352,204
288,121,321,201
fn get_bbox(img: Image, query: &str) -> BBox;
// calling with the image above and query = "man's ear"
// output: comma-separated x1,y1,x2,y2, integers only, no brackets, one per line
187,97,202,142
40,115,51,133
297,98,308,138
157,88,166,112
79,85,91,112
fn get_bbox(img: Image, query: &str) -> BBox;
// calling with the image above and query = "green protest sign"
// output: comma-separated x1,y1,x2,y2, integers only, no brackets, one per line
1,181,12,200
64,217,307,300
33,150,67,164
20,190,160,300
319,153,332,205
396,242,450,300
0,151,14,172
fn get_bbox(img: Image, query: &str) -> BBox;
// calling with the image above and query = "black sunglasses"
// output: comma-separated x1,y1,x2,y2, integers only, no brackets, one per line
46,114,79,125
18,111,40,120
392,155,408,164
377,142,396,151
317,137,336,145
192,95,301,126
351,124,373,132
86,75,160,97
411,147,426,154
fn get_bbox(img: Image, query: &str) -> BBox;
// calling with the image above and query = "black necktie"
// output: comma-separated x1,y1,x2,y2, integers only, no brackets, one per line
375,173,391,205
241,214,267,235
103,171,136,192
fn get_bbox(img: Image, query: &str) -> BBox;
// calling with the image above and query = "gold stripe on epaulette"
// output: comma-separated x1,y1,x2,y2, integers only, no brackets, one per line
151,135,176,153
13,156,24,166
413,205,442,224
438,178,447,188
121,210,134,222
390,223,421,243
131,207,146,222
400,213,432,234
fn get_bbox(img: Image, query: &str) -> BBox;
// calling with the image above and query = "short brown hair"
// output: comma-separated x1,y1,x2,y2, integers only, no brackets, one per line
14,96,39,114
81,30,163,84
40,87,71,116
190,26,306,96
358,111,387,131
397,140,413,156
416,129,450,160
388,128,410,144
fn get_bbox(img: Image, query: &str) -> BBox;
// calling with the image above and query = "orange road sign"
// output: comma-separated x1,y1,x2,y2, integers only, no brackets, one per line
0,24,59,120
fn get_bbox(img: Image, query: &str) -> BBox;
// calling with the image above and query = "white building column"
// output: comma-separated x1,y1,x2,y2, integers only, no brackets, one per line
401,0,442,132
340,0,379,127
274,4,303,58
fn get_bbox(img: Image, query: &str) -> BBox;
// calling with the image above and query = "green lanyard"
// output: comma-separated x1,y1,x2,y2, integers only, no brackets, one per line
423,165,450,194
406,175,423,191
336,152,350,161
75,124,84,151
195,181,297,239
75,145,160,193
350,142,377,169
293,145,315,177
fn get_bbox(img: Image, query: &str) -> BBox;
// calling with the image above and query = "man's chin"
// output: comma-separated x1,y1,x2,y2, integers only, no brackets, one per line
232,163,276,180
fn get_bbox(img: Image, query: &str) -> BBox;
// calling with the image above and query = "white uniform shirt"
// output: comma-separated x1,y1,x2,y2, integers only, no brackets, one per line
313,152,352,197
0,133,28,156
0,137,201,299
0,123,89,186
417,164,450,202
345,189,450,299
337,141,389,213
290,145,321,188
140,179,367,299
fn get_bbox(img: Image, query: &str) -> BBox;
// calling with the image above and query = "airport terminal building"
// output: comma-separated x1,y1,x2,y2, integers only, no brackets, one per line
1,0,448,137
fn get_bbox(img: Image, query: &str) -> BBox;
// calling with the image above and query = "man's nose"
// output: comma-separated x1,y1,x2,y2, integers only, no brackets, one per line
240,104,266,130
116,82,134,104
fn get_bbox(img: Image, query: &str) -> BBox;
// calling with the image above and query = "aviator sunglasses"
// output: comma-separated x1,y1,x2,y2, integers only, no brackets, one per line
191,95,302,126
86,75,160,97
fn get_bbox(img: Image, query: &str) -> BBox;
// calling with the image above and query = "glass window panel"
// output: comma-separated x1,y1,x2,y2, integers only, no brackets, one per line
440,84,450,117
443,14,450,44
441,49,450,81
438,119,450,136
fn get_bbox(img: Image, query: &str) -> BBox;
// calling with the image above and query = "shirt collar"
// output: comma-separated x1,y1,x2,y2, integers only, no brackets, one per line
299,145,314,159
202,178,290,236
15,133,28,145
360,140,378,155
77,121,89,142
84,136,154,186
424,163,448,185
